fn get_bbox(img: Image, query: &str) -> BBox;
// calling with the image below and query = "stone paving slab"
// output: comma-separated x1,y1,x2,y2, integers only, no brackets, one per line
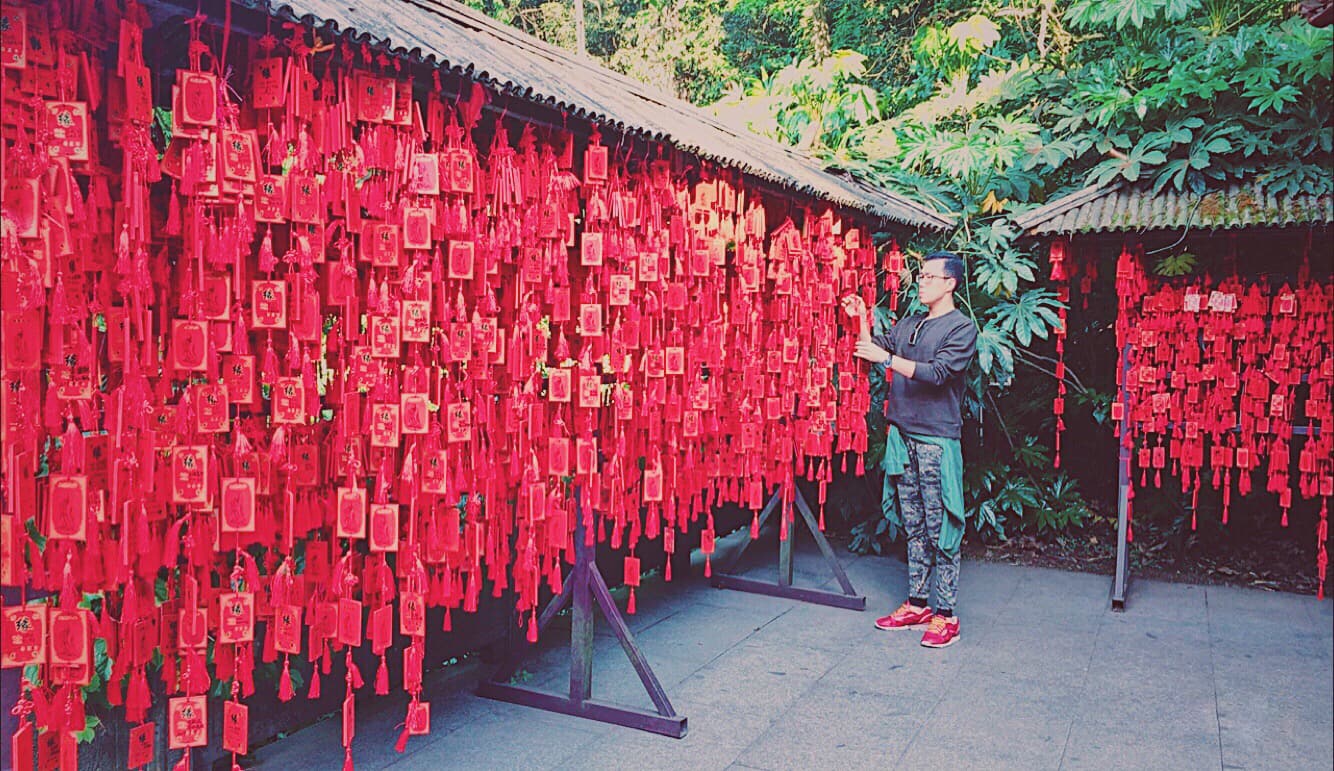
251,551,1333,771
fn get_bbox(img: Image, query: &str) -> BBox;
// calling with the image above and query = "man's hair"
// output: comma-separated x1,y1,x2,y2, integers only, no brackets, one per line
923,250,965,290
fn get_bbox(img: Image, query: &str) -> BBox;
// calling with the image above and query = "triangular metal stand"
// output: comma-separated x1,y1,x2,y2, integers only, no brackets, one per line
711,485,866,611
476,493,687,738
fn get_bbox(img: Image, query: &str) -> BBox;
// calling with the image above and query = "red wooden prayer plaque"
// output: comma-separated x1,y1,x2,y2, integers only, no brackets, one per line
47,474,87,541
49,608,89,667
171,320,209,372
401,393,430,435
272,604,301,655
220,477,257,533
337,597,363,647
168,696,208,749
336,488,367,539
399,591,425,638
218,592,255,644
369,504,399,553
223,701,249,755
251,280,288,329
370,403,401,448
1,604,47,668
128,722,155,769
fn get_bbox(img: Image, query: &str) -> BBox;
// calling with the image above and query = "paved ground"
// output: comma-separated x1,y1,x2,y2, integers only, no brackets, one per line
252,529,1334,771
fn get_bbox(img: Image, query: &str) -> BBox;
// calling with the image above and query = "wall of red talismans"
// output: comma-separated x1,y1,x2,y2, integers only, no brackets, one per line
0,1,879,767
1062,242,1332,598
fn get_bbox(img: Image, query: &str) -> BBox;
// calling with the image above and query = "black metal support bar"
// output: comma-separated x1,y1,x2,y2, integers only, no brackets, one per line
1113,343,1133,611
477,490,687,738
711,486,866,611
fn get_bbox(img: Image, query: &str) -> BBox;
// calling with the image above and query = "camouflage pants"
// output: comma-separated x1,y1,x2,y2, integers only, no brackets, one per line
897,437,960,613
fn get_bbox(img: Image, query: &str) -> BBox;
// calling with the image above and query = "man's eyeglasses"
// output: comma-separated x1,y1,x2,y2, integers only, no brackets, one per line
917,272,951,283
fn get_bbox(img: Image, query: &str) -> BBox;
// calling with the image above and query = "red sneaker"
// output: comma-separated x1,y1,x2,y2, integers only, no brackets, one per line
920,615,960,648
874,602,933,630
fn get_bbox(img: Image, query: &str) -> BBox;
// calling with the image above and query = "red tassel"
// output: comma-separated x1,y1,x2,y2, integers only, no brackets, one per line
278,658,294,702
374,655,389,696
308,668,321,700
627,587,637,615
664,556,672,582
526,610,538,643
342,747,354,771
394,721,410,753
750,512,760,540
442,607,452,631
704,554,711,578
348,653,364,690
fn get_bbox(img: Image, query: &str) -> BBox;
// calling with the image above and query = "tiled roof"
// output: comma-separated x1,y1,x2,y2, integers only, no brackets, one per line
1011,180,1332,236
235,0,954,230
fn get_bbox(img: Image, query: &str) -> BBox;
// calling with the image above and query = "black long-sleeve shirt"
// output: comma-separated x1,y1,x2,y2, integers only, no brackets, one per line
872,309,978,439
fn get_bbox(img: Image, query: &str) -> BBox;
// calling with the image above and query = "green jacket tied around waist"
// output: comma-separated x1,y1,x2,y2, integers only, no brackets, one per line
882,424,966,556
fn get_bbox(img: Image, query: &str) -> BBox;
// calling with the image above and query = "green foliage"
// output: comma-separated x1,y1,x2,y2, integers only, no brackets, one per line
1153,251,1199,277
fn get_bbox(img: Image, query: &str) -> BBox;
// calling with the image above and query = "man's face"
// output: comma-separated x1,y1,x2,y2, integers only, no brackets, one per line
916,259,956,306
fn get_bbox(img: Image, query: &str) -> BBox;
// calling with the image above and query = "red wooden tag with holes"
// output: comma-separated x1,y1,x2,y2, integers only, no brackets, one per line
403,206,432,250
410,154,440,195
220,478,256,533
1,7,27,68
401,393,430,435
342,693,355,747
1,604,47,667
665,347,685,376
252,57,284,108
221,130,258,182
171,320,208,372
576,439,597,475
44,102,90,162
223,701,249,755
548,369,572,403
273,604,301,654
623,557,640,586
581,232,603,266
584,145,608,183
447,149,474,193
446,401,471,444
610,274,632,306
370,403,401,448
272,376,305,425
578,375,601,409
179,606,207,650
369,224,401,267
643,465,663,502
580,304,603,337
168,696,208,749
548,438,570,477
128,722,155,769
409,702,430,735
369,504,399,552
289,173,321,223
47,475,87,540
448,240,474,280
399,592,425,637
336,487,367,540
195,384,229,433
402,300,430,342
368,605,393,655
223,355,256,405
255,175,287,222
252,280,288,328
422,451,448,495
337,597,363,647
371,315,401,358
177,71,218,126
202,274,231,320
219,592,255,644
49,609,89,667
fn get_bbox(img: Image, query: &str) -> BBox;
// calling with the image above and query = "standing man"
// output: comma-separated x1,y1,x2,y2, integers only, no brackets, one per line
842,251,977,648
